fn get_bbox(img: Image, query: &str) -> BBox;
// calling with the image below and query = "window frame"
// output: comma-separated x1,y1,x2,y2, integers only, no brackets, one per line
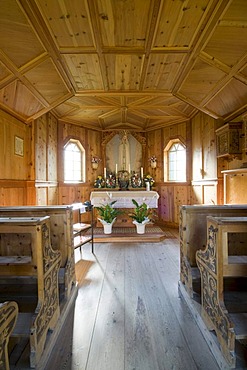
63,138,86,183
164,138,187,183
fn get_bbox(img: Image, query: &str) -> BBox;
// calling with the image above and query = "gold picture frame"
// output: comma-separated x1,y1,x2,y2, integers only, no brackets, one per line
15,136,24,156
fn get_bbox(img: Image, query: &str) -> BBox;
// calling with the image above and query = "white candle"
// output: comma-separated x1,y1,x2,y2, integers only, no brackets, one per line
104,167,106,178
115,163,118,174
128,163,131,173
141,167,143,178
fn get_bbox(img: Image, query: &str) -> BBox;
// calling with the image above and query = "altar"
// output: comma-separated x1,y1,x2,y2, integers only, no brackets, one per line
90,190,159,208
90,190,159,227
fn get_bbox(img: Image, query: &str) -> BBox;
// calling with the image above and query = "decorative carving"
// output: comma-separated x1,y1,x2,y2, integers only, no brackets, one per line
196,221,236,367
0,301,18,370
29,220,61,368
216,122,242,159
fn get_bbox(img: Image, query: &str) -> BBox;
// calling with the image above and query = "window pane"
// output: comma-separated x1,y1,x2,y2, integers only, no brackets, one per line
167,142,186,181
64,140,85,182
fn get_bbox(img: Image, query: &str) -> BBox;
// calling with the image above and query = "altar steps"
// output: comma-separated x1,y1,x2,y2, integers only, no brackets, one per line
90,226,172,243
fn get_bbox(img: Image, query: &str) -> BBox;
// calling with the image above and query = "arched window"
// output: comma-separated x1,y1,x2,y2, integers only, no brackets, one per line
64,139,85,183
164,139,186,182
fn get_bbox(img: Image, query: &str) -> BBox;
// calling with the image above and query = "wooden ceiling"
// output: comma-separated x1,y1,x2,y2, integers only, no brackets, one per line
0,0,247,131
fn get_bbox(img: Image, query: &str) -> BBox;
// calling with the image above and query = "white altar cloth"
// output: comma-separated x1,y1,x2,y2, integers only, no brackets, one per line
90,190,159,208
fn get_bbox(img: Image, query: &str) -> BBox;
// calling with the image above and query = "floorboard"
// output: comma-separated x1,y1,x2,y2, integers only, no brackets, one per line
41,230,221,370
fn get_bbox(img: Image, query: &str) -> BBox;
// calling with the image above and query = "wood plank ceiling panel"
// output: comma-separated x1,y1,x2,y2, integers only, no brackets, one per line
0,0,246,129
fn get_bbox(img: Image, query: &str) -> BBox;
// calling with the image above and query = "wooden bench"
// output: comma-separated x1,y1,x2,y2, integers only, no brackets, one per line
0,216,61,368
196,216,247,368
0,205,76,300
0,301,18,370
179,205,247,298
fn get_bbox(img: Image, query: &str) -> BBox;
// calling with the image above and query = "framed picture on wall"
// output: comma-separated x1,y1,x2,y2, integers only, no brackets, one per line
14,136,24,156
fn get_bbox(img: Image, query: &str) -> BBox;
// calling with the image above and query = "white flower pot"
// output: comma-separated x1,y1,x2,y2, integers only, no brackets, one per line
133,218,150,234
98,217,116,234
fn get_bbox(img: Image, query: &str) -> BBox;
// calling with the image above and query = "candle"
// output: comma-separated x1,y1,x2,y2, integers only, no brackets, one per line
104,167,106,178
141,167,143,178
115,163,118,174
128,163,131,173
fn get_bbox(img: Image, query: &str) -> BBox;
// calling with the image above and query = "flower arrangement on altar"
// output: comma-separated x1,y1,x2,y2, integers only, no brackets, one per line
105,173,117,188
130,172,142,188
144,174,155,186
94,175,105,188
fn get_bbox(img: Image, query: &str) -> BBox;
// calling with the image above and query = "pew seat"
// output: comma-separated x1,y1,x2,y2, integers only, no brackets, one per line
196,216,247,368
0,216,61,368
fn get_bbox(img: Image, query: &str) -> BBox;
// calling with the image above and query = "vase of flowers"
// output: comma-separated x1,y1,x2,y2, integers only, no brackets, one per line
96,200,122,234
128,199,152,234
92,156,101,169
148,155,157,169
144,174,155,190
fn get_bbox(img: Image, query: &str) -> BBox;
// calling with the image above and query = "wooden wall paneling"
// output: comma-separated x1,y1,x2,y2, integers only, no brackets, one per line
202,116,217,179
26,180,36,205
202,183,217,205
88,129,103,185
192,114,203,181
47,186,58,205
2,187,25,206
173,186,190,224
61,123,86,143
35,115,47,181
162,122,187,145
147,129,162,183
36,187,47,205
0,110,31,181
159,185,175,225
223,169,247,204
191,184,203,204
59,186,76,205
34,113,59,205
47,113,58,182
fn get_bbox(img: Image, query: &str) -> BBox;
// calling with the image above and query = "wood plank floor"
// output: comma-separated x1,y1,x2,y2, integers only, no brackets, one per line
40,229,221,370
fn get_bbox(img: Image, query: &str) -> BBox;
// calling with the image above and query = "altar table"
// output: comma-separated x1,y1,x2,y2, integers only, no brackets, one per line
90,190,159,208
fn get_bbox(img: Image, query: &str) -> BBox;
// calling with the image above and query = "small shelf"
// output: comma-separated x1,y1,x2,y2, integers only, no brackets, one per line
74,236,92,249
73,204,94,253
73,223,91,233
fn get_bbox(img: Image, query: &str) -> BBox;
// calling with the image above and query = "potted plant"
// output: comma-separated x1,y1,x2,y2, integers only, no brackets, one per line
128,199,153,234
96,200,122,234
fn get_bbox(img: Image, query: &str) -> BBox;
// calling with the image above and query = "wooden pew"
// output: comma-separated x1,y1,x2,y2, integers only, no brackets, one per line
0,301,18,370
0,216,61,368
179,205,247,298
0,206,76,300
196,216,247,368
